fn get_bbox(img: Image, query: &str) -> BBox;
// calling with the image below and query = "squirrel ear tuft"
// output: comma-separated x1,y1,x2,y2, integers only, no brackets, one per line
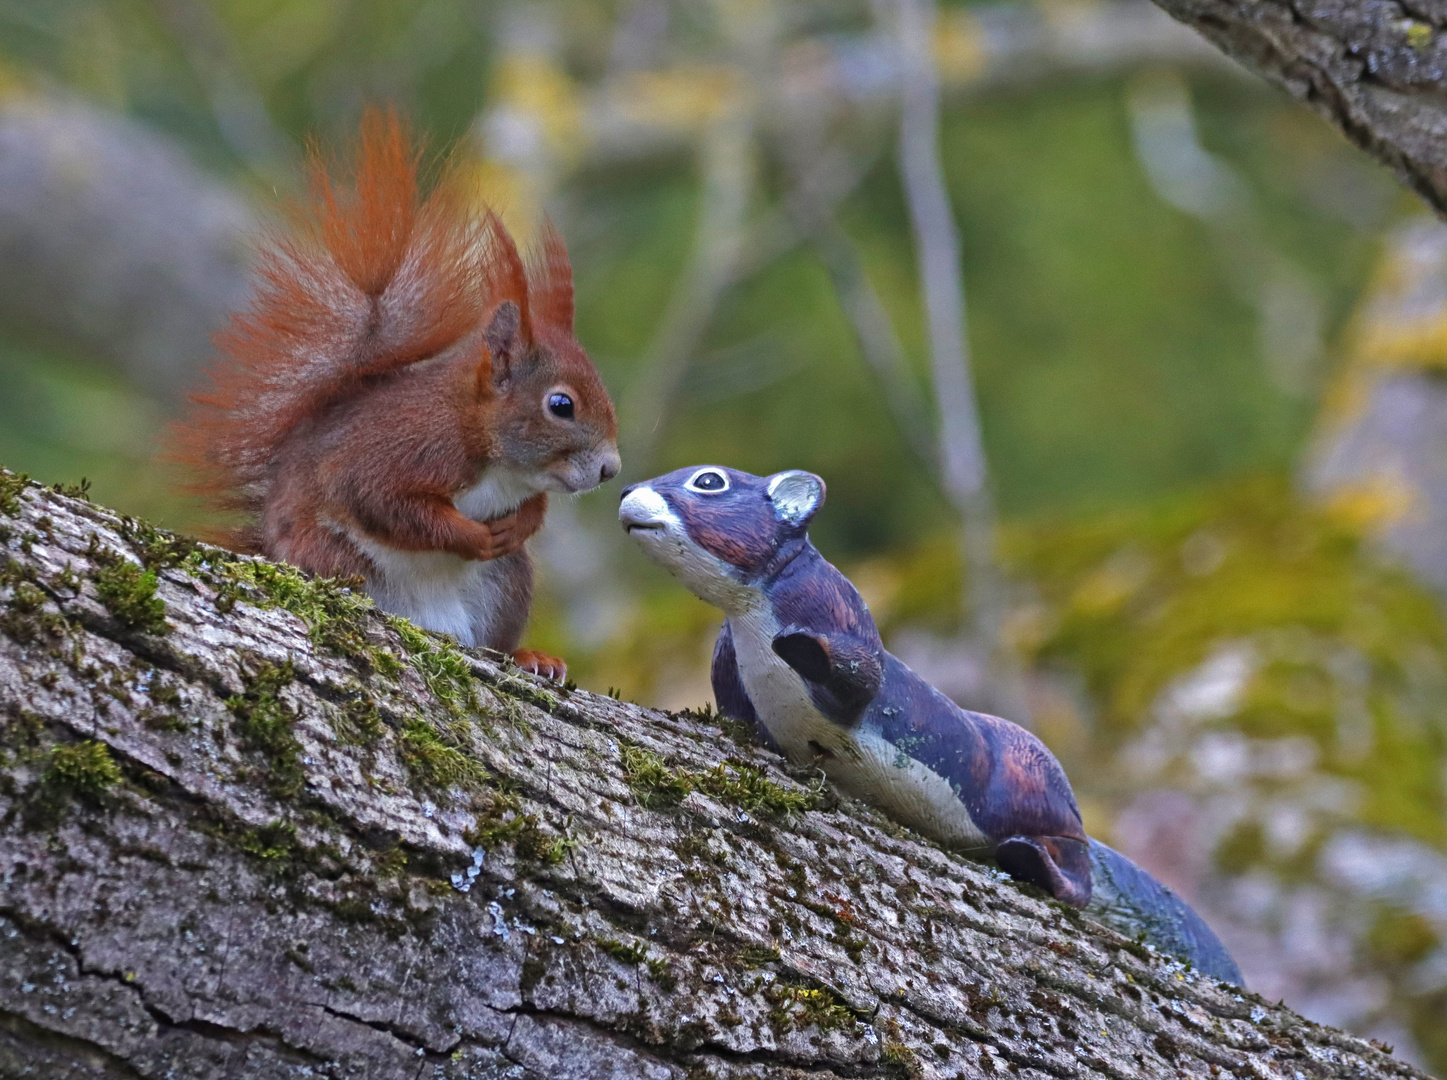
766,471,825,526
483,300,522,389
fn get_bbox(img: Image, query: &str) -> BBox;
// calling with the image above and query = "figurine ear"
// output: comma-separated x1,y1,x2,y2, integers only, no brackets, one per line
772,631,832,683
766,471,825,526
483,300,523,390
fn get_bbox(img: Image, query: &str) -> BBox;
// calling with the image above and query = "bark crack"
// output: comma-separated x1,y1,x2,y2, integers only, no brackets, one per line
0,1008,149,1080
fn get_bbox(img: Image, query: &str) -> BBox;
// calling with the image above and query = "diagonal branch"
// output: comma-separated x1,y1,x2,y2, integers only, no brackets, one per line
0,469,1428,1080
1145,0,1447,219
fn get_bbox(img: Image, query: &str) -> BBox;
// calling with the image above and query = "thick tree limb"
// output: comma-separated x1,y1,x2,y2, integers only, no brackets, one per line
1146,0,1447,216
0,471,1428,1079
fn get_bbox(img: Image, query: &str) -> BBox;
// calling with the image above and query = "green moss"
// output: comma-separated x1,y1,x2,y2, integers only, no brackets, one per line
0,470,28,516
238,820,300,861
463,790,571,864
492,681,554,720
387,616,479,715
25,738,122,826
836,930,866,963
0,577,69,644
399,717,487,792
696,759,820,817
226,659,304,795
515,826,575,865
373,847,408,878
117,517,197,571
619,742,819,818
736,943,781,968
645,956,677,988
619,742,694,808
465,791,531,847
49,477,90,501
881,1039,923,1078
599,938,648,964
93,560,168,634
334,696,385,746
764,983,859,1035
43,740,121,798
207,557,398,674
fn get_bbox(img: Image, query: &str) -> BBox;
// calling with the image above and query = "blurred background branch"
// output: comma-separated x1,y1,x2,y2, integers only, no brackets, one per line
890,0,1029,721
622,104,756,469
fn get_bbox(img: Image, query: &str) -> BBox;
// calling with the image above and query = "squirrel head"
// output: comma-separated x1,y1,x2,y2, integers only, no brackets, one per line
471,219,620,494
619,466,824,609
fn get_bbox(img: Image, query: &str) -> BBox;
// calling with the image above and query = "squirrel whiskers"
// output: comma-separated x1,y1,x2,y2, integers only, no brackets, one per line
169,108,620,679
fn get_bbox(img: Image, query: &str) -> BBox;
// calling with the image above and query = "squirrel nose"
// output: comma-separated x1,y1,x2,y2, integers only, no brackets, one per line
599,450,621,484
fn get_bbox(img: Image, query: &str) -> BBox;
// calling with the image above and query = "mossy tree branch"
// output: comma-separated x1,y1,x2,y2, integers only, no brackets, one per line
1147,0,1447,217
0,468,1429,1080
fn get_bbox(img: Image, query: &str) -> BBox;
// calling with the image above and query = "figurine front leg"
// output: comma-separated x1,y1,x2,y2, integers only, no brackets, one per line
770,628,883,726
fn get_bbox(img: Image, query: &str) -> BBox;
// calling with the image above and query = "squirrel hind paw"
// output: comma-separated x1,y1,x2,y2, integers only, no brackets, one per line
994,835,1093,908
512,649,567,683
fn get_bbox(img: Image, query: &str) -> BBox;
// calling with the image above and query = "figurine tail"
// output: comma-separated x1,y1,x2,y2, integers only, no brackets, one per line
1086,840,1244,986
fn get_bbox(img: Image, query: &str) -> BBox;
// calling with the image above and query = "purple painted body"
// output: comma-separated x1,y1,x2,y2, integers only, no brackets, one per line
620,465,1092,906
621,465,1245,984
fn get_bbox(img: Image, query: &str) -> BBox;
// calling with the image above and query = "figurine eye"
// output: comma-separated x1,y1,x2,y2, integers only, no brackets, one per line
686,469,729,493
548,393,574,420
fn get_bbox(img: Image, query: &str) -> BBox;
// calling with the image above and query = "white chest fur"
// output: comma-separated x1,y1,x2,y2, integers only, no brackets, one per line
348,467,537,647
728,608,990,852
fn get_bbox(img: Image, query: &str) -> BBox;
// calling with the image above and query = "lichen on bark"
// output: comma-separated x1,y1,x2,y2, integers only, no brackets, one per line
0,468,1431,1079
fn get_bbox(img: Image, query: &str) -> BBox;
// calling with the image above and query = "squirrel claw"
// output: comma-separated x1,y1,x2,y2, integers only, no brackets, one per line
512,649,567,682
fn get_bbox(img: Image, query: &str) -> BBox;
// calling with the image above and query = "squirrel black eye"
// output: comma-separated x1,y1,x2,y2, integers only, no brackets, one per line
548,393,574,420
686,469,729,493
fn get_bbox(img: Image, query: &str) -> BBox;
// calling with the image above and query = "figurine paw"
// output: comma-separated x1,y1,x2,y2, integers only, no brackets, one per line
994,835,1092,908
512,649,567,682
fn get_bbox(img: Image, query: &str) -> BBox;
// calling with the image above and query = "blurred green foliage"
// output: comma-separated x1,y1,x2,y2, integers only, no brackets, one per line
1002,477,1447,1058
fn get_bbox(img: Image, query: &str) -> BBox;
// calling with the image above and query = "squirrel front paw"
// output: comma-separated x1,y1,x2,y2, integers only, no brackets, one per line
469,494,548,561
512,648,567,682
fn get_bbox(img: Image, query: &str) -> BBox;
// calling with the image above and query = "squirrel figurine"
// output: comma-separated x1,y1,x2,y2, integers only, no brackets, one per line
621,465,1243,984
170,109,619,679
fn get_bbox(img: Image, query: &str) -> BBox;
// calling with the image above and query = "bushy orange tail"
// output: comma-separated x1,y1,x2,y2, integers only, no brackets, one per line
168,107,567,543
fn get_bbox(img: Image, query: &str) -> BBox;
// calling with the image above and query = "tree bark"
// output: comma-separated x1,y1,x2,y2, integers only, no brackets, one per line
0,471,1429,1080
1146,0,1447,217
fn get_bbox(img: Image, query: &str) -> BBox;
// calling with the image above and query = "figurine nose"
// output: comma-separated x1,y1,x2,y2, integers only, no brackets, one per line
620,482,637,500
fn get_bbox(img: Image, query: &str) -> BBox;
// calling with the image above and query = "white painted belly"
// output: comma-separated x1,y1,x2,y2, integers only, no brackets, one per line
728,610,989,851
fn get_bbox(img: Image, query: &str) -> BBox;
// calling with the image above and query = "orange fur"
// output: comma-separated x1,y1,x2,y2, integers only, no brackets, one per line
167,107,619,667
169,109,586,542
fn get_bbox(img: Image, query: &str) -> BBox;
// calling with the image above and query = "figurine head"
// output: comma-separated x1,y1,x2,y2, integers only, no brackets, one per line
619,465,824,611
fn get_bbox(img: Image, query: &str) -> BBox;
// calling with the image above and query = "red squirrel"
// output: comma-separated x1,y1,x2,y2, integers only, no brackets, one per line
169,109,619,680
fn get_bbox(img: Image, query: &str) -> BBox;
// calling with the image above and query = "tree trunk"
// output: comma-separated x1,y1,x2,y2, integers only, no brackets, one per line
0,471,1428,1080
1146,0,1447,217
